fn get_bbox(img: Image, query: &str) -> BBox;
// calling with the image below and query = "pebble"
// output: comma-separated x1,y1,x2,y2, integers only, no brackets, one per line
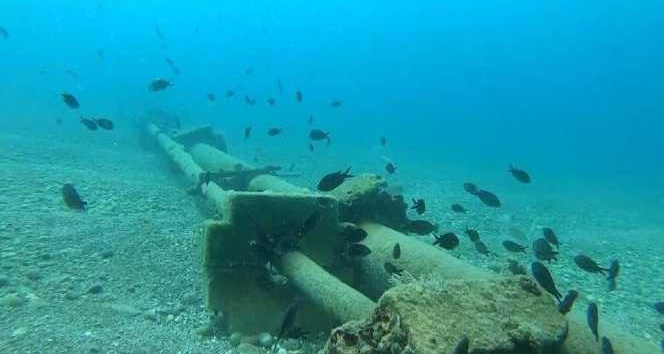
87,284,103,294
256,332,273,348
0,294,24,307
229,332,243,347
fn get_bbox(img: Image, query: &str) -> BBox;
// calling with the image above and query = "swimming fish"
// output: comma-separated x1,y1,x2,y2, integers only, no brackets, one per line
606,260,620,291
317,167,353,192
272,301,299,354
309,129,331,145
340,225,368,243
165,57,180,75
507,259,527,275
308,143,314,153
61,93,80,109
295,91,302,102
226,90,235,98
474,240,491,256
463,182,478,195
79,117,98,131
94,118,114,130
65,69,80,81
451,204,466,213
411,199,425,215
245,67,253,75
531,261,562,303
653,302,664,315
533,238,559,263
380,137,387,147
508,165,531,183
587,302,599,342
407,220,438,235
384,262,403,276
601,337,613,354
433,233,459,250
542,227,560,247
0,26,8,39
502,240,527,253
452,337,469,354
267,128,283,137
465,228,480,242
574,255,609,275
267,98,276,106
308,116,314,125
62,183,87,210
558,290,579,315
277,80,284,94
330,100,342,108
300,212,320,236
207,93,216,101
148,78,172,92
385,163,397,174
347,243,371,258
245,96,256,106
392,243,401,259
244,126,252,140
475,190,501,207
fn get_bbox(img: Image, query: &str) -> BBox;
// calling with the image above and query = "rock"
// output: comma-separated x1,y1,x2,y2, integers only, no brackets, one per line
87,284,103,294
100,250,114,259
236,343,264,354
323,277,568,354
109,303,141,316
229,332,243,347
0,274,10,287
0,294,24,307
256,332,273,348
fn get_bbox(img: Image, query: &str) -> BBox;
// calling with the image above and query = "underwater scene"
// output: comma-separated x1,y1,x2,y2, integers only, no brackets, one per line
1,0,664,353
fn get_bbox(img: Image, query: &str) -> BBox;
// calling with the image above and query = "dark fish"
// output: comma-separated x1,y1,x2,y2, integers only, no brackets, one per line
533,238,559,263
154,25,165,40
653,302,664,315
308,116,313,125
244,126,252,140
65,69,80,81
385,163,397,174
407,220,438,235
309,129,330,145
94,118,114,130
330,100,342,108
207,93,216,101
380,137,387,147
507,259,527,275
502,240,527,253
531,261,562,303
451,204,466,213
165,57,180,75
267,128,283,137
55,118,63,126
295,91,302,102
148,78,172,92
474,240,491,255
574,255,609,275
97,48,104,59
347,243,371,258
244,67,253,75
300,212,320,235
452,337,469,354
226,90,235,98
463,182,478,195
465,228,480,242
267,98,276,106
0,26,9,39
61,93,80,109
79,117,98,131
340,225,368,243
558,290,579,315
384,262,403,276
272,301,299,353
244,96,256,106
62,183,87,210
317,167,352,192
542,227,560,247
606,260,620,291
434,233,459,250
601,337,613,354
508,164,531,183
475,189,501,207
277,80,284,94
392,243,401,259
659,323,663,332
411,199,425,215
308,143,314,152
587,302,599,342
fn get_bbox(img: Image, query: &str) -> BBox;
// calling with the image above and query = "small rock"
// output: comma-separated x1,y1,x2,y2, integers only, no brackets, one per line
25,269,42,281
87,284,103,294
109,303,141,316
229,332,243,347
0,294,24,307
100,250,114,259
256,332,273,348
0,274,10,287
194,323,215,338
64,291,81,300
143,309,158,321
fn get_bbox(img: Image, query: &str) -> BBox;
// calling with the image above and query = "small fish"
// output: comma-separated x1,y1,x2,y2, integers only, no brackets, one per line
308,143,314,153
533,238,559,263
587,302,599,342
601,337,613,354
80,117,98,131
653,302,664,315
340,225,368,243
272,301,299,353
407,220,438,235
380,137,387,147
244,67,253,74
94,118,114,130
509,226,528,241
165,57,180,75
207,93,216,101
659,323,663,332
384,262,403,276
0,26,9,39
502,240,527,253
317,167,353,192
392,243,401,259
542,227,560,247
463,182,478,195
474,241,491,255
267,128,283,137
55,118,63,126
300,212,320,235
606,260,620,291
574,255,609,275
451,204,466,213
308,116,314,125
267,98,276,106
154,25,165,40
244,126,252,140
475,189,501,207
558,290,579,315
452,337,469,354
65,69,80,81
531,261,562,303
411,199,425,215
330,100,342,108
62,183,87,210
244,96,256,106
385,163,397,174
465,228,480,242
226,90,235,98
148,78,172,92
295,91,302,102
347,243,371,258
507,259,527,275
309,129,331,145
508,164,531,183
61,93,80,109
277,80,284,94
433,233,459,250
97,48,104,59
